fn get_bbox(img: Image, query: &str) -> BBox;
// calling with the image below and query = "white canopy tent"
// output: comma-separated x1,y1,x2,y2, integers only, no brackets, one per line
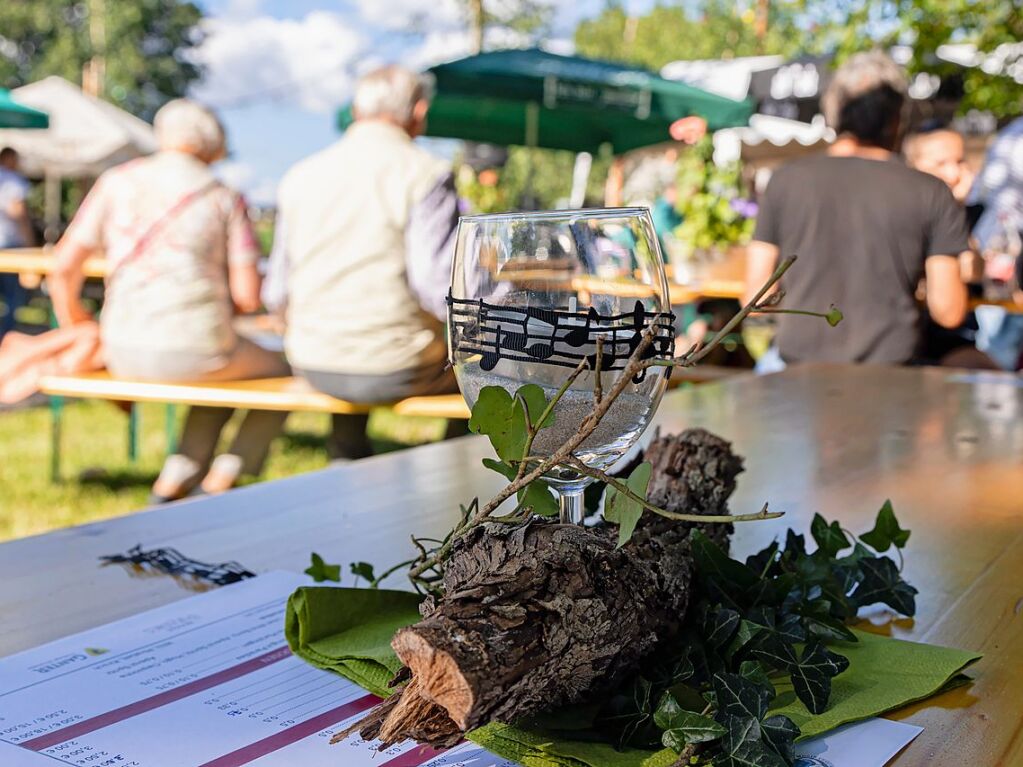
712,113,834,167
0,76,156,239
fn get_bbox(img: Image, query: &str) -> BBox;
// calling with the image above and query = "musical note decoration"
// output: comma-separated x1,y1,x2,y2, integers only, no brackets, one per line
448,294,675,383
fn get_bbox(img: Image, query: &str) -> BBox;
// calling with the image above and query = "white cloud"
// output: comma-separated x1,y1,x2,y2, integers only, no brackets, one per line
192,11,366,113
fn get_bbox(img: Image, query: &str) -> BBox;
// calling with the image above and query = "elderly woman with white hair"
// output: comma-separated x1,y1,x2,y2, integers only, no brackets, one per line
48,98,289,502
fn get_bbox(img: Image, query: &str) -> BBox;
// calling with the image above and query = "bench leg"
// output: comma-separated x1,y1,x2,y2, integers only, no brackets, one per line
127,404,139,464
165,404,178,455
49,395,63,484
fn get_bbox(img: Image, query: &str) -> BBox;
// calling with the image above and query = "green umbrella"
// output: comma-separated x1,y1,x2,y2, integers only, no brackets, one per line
337,48,753,153
0,88,49,129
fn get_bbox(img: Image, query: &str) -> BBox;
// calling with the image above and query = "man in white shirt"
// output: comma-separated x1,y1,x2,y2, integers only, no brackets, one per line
0,147,34,339
270,65,460,458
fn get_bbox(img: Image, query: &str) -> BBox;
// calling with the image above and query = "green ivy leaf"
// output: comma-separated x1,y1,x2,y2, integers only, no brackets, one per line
469,385,553,464
713,737,787,767
653,691,685,731
788,641,850,715
775,614,807,644
661,711,728,750
825,305,844,327
468,386,520,462
860,499,911,552
481,458,515,480
691,530,760,595
304,552,341,583
782,530,807,559
712,672,772,722
751,635,799,675
802,613,858,643
518,479,559,517
722,716,761,753
704,607,742,648
648,655,694,690
853,556,918,615
596,676,656,750
760,715,799,763
726,620,765,660
810,513,850,558
482,458,558,516
518,383,556,431
745,541,780,577
737,660,774,694
605,462,653,548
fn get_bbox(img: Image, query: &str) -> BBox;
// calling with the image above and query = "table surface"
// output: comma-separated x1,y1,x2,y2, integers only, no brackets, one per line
1,247,1020,315
1,364,1022,765
0,247,108,278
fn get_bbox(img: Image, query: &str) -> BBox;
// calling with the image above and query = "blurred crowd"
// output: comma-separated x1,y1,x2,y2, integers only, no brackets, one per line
1,50,1021,500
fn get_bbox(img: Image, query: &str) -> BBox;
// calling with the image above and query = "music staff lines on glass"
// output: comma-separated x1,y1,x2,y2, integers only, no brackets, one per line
448,296,675,382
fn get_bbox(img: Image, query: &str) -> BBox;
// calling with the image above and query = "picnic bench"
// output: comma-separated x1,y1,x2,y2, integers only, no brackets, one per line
36,366,742,483
37,372,471,482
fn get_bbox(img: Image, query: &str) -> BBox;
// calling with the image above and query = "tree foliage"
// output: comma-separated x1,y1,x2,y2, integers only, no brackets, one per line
0,0,204,119
575,0,1023,118
806,0,1023,117
574,1,805,71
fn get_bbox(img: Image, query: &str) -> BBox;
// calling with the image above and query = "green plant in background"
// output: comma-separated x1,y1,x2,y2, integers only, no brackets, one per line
456,146,614,214
673,137,756,255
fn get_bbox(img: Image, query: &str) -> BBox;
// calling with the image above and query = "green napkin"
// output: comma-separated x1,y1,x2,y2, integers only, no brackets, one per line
284,586,422,698
769,629,979,739
285,587,981,767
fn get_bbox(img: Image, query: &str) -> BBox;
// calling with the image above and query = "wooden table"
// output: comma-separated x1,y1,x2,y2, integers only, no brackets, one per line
1,364,1022,765
0,247,107,288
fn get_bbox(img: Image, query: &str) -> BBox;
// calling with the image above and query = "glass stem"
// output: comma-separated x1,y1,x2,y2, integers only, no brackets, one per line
559,488,586,525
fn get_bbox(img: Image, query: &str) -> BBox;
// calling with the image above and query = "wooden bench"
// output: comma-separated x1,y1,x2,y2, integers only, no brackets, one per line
37,365,746,482
37,372,471,482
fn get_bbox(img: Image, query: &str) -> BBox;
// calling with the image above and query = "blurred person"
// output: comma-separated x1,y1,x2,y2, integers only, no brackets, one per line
269,65,459,459
965,117,1023,370
969,116,1023,251
903,126,974,203
746,51,969,370
0,147,34,340
904,126,998,369
48,99,288,501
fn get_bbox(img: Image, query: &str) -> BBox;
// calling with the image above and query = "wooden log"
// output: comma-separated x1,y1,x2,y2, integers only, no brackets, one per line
342,428,744,749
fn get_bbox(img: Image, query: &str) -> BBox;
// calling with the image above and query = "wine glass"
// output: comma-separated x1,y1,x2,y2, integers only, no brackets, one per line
448,208,675,525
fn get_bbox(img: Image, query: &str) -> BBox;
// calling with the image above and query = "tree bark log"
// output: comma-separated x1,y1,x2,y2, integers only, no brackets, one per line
343,428,744,750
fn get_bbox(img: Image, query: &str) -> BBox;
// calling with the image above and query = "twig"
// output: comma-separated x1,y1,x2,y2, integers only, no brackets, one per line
565,456,782,524
670,744,697,767
515,354,590,483
369,558,418,588
408,256,801,583
408,321,664,581
675,255,797,368
751,307,832,320
594,336,604,404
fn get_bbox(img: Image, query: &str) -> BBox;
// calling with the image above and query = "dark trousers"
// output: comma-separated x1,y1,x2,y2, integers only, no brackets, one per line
298,364,463,459
0,274,25,340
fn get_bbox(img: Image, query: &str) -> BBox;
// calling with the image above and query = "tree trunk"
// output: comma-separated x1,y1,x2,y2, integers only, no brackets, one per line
342,428,744,750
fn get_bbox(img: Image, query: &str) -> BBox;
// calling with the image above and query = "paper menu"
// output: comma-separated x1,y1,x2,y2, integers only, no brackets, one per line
0,571,513,767
0,571,919,767
793,718,923,767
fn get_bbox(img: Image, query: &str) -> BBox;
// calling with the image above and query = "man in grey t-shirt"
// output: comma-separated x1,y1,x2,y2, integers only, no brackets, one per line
0,147,33,339
745,52,969,366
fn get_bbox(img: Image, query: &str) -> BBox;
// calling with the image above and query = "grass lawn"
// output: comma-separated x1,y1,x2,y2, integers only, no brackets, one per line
0,400,448,543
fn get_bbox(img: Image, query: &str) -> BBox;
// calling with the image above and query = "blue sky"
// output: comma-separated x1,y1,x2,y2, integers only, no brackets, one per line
192,0,658,203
